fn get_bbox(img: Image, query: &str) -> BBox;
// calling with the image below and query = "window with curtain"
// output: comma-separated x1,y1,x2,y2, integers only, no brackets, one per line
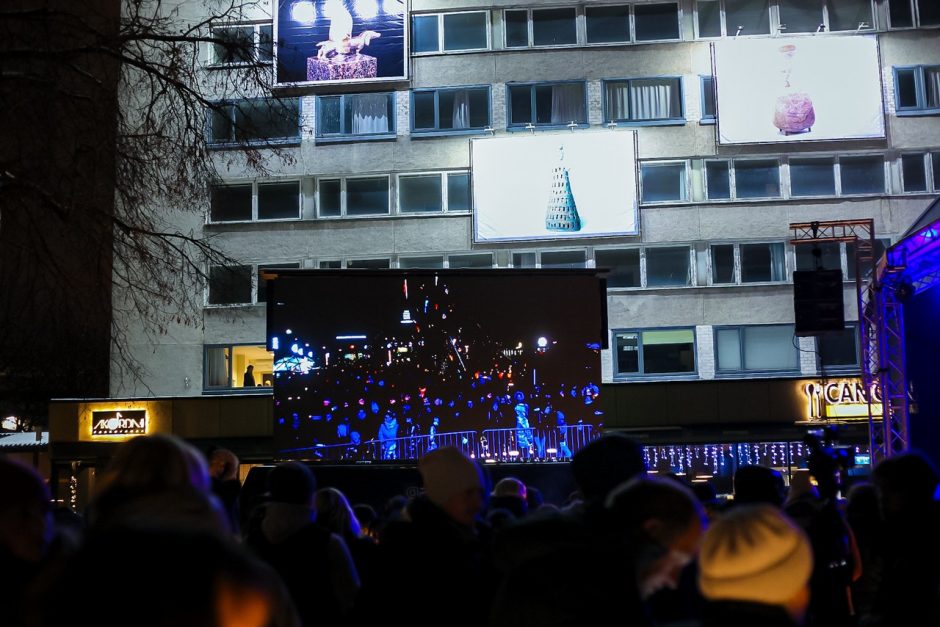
508,83,586,127
412,87,489,132
205,344,274,390
605,78,683,123
205,347,230,388
316,93,394,137
717,325,798,373
895,66,940,114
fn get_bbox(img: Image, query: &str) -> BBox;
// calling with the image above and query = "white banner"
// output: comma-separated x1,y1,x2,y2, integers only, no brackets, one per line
472,132,639,243
715,35,885,145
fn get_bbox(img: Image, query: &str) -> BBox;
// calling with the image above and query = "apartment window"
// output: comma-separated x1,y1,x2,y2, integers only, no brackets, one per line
448,253,493,268
348,258,391,269
933,152,940,190
399,256,444,269
604,78,684,124
317,176,390,217
596,248,641,288
507,82,586,127
828,0,875,31
208,98,300,145
319,260,342,269
399,174,442,213
412,11,490,53
700,76,717,122
257,263,300,303
845,238,890,280
711,245,735,284
888,0,940,28
541,250,587,268
817,325,859,371
697,0,871,37
841,156,885,195
585,5,631,42
210,23,273,65
716,325,799,373
447,173,471,212
646,247,691,287
724,0,771,36
901,154,928,192
505,8,577,47
795,242,842,272
512,252,537,268
205,344,273,390
778,0,825,33
316,93,395,139
640,162,688,203
895,66,940,114
615,328,696,376
790,158,836,197
412,87,490,133
696,0,722,36
209,182,301,222
734,159,780,198
208,265,253,305
634,3,681,40
740,243,786,283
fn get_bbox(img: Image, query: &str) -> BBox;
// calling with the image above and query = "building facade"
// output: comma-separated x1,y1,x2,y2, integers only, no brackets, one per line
110,0,939,446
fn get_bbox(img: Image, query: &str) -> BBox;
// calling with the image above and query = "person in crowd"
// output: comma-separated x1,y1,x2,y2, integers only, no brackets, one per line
0,458,54,627
356,447,494,627
208,447,242,533
86,434,228,534
352,503,378,539
526,485,545,511
692,481,722,521
514,403,534,460
316,487,377,586
699,504,813,627
733,465,787,507
844,481,882,620
377,410,399,460
489,477,528,520
868,452,940,626
244,462,359,626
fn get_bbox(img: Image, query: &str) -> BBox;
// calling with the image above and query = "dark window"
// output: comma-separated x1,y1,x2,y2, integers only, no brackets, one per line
616,329,695,375
412,14,439,52
319,260,342,269
212,26,254,64
701,76,717,121
902,154,928,192
840,156,884,194
711,244,735,284
346,177,389,215
616,332,640,374
717,325,798,372
818,326,859,369
585,5,631,43
413,87,489,132
399,175,442,213
828,0,874,31
257,263,300,303
647,247,690,287
505,10,529,47
790,158,836,197
888,0,914,27
845,238,889,280
209,99,299,145
596,249,641,288
795,242,841,272
920,0,940,26
413,92,436,129
896,68,919,109
641,163,687,202
725,0,771,35
448,254,492,268
541,250,586,268
348,259,390,269
740,243,785,283
634,3,680,41
778,0,824,33
443,12,488,50
697,0,722,37
705,160,731,199
258,182,299,220
209,265,252,305
399,256,444,269
532,8,577,46
508,83,586,126
318,179,341,217
734,159,780,198
512,252,537,268
605,78,683,122
895,66,940,112
210,185,252,222
258,25,273,61
447,173,471,211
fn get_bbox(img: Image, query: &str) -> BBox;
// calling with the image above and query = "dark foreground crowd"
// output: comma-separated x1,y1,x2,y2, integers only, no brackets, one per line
1,433,939,627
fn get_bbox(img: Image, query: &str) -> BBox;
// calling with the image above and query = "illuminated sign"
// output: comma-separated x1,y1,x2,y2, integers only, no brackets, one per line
714,35,884,145
472,132,639,243
803,379,882,421
275,0,407,86
91,410,147,436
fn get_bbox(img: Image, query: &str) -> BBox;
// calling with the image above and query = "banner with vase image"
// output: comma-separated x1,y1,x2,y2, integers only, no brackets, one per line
713,35,885,145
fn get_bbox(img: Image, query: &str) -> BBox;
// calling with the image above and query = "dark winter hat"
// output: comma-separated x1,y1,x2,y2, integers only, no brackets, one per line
266,462,317,505
571,434,646,502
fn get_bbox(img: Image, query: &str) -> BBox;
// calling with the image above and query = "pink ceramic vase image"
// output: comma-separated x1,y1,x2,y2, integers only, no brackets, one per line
772,44,815,135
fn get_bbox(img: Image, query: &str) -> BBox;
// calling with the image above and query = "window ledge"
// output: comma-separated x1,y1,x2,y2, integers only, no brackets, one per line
607,119,687,128
411,129,490,138
612,373,699,382
204,61,273,71
507,123,589,132
202,388,273,396
314,134,397,145
412,48,492,56
208,138,301,150
715,370,802,379
896,109,940,117
207,217,302,226
699,118,716,126
204,303,255,310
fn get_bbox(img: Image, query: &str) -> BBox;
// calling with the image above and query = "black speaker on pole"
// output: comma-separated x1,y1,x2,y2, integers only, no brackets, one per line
793,269,845,336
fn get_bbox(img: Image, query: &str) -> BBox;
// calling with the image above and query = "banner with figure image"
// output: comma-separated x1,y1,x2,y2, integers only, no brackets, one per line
275,0,407,86
471,132,639,243
714,35,885,145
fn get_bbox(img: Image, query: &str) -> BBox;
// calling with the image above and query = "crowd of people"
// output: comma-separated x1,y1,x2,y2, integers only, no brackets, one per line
2,433,939,627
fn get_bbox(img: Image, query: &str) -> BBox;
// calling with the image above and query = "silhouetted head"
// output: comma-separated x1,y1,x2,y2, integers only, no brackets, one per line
571,434,646,503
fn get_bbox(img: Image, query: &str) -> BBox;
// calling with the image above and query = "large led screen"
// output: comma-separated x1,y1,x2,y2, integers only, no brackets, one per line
472,132,639,243
275,0,407,86
268,270,606,462
714,36,884,145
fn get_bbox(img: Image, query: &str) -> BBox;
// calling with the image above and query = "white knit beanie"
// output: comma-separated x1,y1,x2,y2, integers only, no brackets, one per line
699,504,813,606
418,447,482,508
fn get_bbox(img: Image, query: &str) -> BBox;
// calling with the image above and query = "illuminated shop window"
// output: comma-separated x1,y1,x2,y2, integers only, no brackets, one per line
209,23,273,65
204,344,274,391
412,11,490,53
603,77,684,124
614,328,696,376
716,325,799,374
507,82,587,128
207,98,300,146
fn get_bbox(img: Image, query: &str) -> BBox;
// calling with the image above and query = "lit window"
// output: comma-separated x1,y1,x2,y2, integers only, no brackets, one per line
205,344,274,391
615,329,696,376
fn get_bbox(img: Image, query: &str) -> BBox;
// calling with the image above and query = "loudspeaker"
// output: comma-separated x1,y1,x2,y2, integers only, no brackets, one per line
793,269,845,336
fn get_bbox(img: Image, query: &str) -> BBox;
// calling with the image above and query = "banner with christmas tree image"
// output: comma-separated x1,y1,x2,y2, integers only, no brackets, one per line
472,132,639,243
